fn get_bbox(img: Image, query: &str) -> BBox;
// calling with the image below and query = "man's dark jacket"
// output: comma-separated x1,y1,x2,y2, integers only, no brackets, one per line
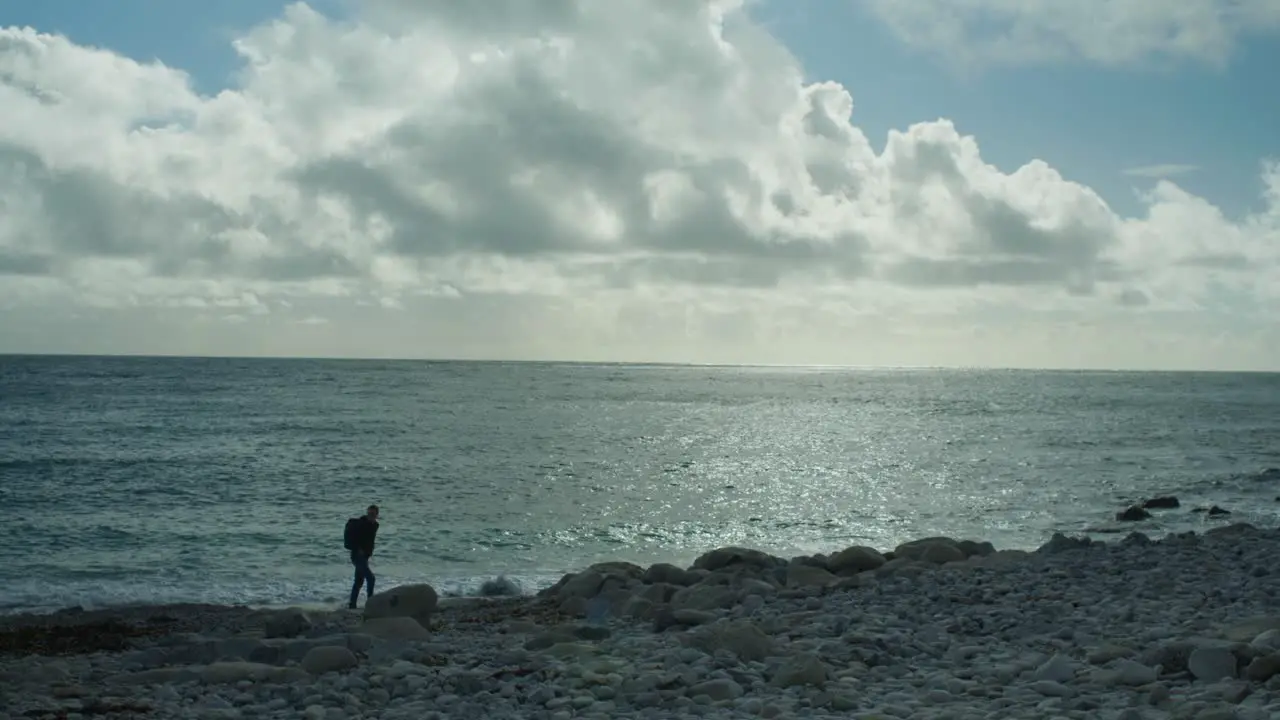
346,516,379,557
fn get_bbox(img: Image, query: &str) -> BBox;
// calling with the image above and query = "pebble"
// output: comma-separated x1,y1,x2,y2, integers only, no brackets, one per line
4,525,1280,720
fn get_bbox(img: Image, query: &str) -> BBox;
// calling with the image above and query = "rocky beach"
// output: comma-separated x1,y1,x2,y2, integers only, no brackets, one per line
4,523,1280,720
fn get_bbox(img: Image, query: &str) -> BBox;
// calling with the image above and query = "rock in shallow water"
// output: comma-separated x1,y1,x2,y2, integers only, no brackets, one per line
1116,505,1152,522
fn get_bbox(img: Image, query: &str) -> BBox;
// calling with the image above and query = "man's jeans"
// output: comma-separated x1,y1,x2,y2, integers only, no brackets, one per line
349,551,375,608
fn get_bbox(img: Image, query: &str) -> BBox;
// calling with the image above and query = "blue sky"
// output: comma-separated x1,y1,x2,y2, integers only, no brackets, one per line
752,1,1280,221
2,0,1278,369
3,0,1276,220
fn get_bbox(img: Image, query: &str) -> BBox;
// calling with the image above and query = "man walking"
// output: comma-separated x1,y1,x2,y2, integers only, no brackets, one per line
343,504,380,609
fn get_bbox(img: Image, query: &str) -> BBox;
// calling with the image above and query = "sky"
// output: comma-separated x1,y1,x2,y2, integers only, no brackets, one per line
1,0,1278,370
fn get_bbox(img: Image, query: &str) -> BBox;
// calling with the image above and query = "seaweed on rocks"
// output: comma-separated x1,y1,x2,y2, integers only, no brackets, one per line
0,618,171,657
0,603,255,657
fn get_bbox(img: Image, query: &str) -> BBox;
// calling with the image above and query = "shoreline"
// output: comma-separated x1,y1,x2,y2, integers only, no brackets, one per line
6,500,1274,622
4,523,1280,718
0,518,1272,627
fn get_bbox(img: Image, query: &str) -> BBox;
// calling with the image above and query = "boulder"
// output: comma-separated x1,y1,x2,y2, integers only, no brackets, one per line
978,549,1030,566
1121,532,1152,546
1188,646,1238,681
1094,658,1158,686
588,561,645,580
538,574,574,599
738,578,779,595
1116,506,1151,522
344,634,375,654
364,584,438,626
686,678,744,701
261,609,314,639
200,662,308,685
1142,496,1180,509
623,596,656,620
1244,654,1280,682
1140,640,1209,675
278,637,333,663
875,557,929,578
671,584,738,612
691,547,785,573
827,546,886,574
643,563,700,586
559,596,590,617
1251,629,1280,653
637,582,676,603
833,574,875,591
556,562,644,602
672,609,718,626
785,563,838,588
246,642,286,666
300,646,358,675
685,620,776,662
590,588,635,618
359,615,432,641
920,543,966,564
956,539,996,557
651,605,680,633
1223,617,1280,644
558,571,607,601
1037,533,1096,554
1205,522,1254,539
771,652,831,688
893,537,966,565
789,554,830,569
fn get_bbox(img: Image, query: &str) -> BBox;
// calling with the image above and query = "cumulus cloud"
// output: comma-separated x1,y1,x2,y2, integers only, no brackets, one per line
863,0,1280,68
0,0,1277,368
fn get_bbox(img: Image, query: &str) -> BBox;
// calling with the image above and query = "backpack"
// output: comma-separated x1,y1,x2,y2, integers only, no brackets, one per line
343,517,360,550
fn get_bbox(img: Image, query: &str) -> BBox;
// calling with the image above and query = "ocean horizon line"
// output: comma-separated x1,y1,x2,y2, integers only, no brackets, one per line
2,351,1278,376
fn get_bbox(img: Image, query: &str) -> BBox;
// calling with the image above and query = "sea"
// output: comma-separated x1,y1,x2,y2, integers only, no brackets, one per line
1,354,1278,615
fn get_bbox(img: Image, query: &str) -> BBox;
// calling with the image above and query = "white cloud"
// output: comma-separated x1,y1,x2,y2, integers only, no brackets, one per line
862,0,1280,69
1123,164,1200,180
0,1,1277,369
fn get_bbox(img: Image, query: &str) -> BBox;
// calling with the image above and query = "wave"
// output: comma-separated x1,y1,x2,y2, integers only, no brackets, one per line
0,571,567,617
1165,467,1280,498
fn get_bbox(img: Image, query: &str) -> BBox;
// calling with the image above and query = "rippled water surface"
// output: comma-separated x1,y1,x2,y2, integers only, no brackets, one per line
2,355,1278,612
